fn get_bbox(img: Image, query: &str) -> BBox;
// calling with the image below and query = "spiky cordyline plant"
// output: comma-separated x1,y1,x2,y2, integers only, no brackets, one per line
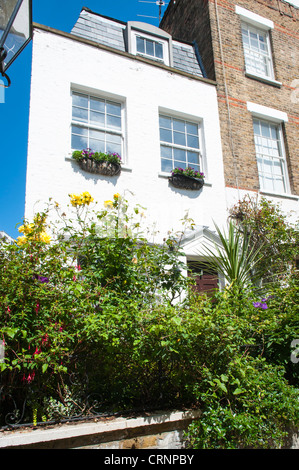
198,220,265,291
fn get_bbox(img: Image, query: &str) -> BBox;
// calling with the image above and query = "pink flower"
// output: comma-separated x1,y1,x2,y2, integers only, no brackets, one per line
33,347,41,356
42,334,49,345
35,303,40,314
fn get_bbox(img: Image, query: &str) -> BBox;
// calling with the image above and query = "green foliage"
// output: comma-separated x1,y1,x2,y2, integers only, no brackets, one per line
0,193,298,449
199,220,264,291
0,193,191,423
230,195,299,283
185,286,299,449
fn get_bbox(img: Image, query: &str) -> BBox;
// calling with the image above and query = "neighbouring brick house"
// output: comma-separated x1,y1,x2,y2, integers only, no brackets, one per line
160,0,299,220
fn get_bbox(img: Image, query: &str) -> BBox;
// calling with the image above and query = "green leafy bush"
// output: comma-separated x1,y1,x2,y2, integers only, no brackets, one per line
0,193,298,449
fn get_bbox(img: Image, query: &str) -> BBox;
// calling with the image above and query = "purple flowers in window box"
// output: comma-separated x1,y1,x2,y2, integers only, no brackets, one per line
72,149,122,176
169,167,205,190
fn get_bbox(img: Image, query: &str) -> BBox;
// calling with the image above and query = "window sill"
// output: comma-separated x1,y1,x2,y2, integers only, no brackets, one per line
158,172,212,186
260,190,299,201
245,72,282,88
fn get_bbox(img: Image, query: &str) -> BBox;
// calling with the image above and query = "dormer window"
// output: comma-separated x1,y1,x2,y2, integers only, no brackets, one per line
126,21,173,67
136,34,164,61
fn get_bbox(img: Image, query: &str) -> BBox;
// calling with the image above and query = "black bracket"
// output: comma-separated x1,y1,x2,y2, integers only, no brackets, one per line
0,48,11,88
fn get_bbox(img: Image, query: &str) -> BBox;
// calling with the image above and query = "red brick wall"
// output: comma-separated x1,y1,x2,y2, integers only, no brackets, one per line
161,0,299,194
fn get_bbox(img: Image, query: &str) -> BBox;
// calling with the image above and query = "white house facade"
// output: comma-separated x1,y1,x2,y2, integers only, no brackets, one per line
25,8,228,292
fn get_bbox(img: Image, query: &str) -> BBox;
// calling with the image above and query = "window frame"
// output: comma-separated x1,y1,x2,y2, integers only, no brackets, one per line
241,21,275,81
71,91,125,160
126,22,173,67
252,118,289,195
159,113,204,175
131,30,169,64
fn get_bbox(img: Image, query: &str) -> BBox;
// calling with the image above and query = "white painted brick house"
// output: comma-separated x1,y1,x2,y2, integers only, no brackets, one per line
25,8,228,292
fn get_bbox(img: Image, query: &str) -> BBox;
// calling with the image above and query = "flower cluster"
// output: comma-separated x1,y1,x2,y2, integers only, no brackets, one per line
171,167,205,179
253,296,274,310
104,193,121,210
17,220,51,246
69,191,94,207
72,148,122,166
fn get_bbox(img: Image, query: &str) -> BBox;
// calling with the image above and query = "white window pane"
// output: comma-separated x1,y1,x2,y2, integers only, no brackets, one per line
261,122,271,138
273,159,283,176
72,125,88,136
90,97,105,112
90,129,105,140
173,119,185,132
190,164,200,172
90,139,105,153
106,141,121,155
173,148,186,162
160,128,172,143
161,159,173,172
174,161,186,169
174,131,186,146
107,115,121,130
106,133,122,145
186,122,198,135
155,42,163,59
160,116,171,129
72,107,88,122
72,93,88,108
187,134,199,149
146,39,154,56
136,36,145,53
107,102,121,117
274,178,285,193
90,111,105,126
72,134,88,150
161,145,172,158
187,151,199,165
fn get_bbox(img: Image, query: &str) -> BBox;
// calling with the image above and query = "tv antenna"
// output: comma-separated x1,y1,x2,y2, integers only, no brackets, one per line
138,1,168,24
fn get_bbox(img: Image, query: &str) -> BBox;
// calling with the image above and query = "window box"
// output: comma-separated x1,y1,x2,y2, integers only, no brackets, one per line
169,168,205,190
72,149,121,176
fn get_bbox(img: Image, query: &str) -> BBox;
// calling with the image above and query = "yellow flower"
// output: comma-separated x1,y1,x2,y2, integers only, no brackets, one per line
17,236,27,246
113,193,120,200
18,223,34,235
69,192,94,207
81,191,94,205
104,200,114,209
39,232,51,244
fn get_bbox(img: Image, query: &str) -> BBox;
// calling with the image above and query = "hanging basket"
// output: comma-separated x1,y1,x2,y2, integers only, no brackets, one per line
169,173,204,190
78,158,121,176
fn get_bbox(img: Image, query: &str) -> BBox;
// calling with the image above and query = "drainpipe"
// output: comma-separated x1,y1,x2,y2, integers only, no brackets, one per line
214,0,240,199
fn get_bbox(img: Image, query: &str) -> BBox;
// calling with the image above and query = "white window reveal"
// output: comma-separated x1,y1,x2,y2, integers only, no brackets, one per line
253,119,288,194
159,115,202,174
241,22,274,80
71,92,123,157
126,22,173,67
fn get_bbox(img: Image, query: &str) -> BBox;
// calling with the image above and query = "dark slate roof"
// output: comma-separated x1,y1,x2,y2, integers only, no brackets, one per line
71,8,204,78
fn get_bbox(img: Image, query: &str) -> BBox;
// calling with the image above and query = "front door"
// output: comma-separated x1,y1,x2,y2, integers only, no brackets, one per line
187,261,218,295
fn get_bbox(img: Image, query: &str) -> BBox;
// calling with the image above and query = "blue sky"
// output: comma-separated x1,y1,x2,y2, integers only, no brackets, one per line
0,0,162,239
0,0,298,239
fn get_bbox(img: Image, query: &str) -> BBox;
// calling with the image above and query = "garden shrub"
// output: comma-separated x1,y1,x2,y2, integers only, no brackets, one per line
0,192,298,449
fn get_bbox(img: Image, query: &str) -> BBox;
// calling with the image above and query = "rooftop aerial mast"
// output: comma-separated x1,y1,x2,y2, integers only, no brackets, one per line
138,1,168,24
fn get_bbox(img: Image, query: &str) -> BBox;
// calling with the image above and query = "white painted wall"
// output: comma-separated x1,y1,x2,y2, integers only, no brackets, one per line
25,28,228,242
